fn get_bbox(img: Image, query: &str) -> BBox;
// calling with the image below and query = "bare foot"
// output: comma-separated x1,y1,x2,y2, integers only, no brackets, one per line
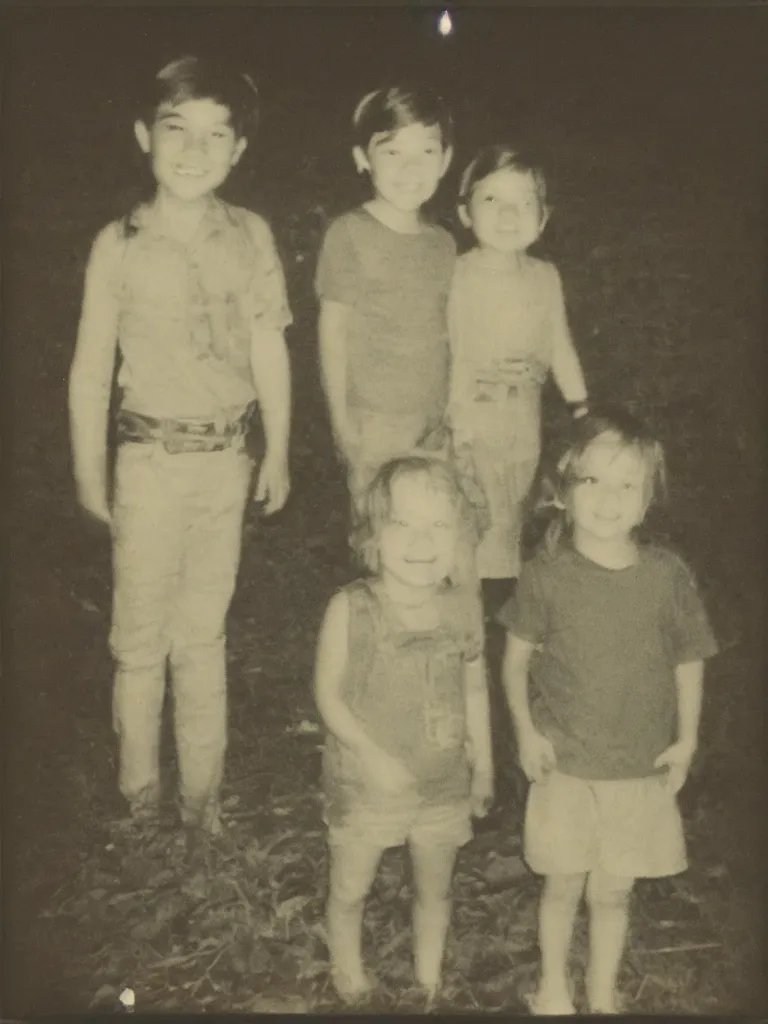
525,988,576,1015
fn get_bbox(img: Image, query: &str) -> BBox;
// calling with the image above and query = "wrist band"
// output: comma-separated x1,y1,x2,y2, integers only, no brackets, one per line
567,401,589,419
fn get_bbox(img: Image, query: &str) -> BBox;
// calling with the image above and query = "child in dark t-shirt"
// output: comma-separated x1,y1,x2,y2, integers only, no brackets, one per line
499,405,717,1015
315,86,456,512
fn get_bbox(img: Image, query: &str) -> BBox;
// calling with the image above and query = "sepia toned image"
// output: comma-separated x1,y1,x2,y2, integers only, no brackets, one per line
3,4,764,1016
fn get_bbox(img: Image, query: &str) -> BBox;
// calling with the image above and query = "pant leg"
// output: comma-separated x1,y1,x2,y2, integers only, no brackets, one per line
110,444,186,814
167,446,253,831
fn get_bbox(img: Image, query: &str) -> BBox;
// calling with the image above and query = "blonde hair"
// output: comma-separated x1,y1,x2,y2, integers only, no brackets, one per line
536,404,667,554
352,455,480,585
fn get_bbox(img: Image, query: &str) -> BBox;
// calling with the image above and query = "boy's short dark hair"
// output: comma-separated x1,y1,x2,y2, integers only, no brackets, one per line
352,85,454,151
459,144,548,210
139,55,260,138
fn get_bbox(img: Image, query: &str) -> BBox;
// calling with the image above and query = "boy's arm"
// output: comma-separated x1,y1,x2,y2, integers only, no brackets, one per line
549,267,588,406
318,300,354,457
68,226,121,524
249,327,291,514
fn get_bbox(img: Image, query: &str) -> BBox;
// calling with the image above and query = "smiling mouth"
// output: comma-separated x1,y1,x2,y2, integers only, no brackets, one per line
174,167,207,177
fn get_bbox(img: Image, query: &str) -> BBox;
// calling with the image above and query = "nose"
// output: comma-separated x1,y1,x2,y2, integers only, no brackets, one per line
183,133,209,155
499,204,520,226
595,485,622,513
406,526,435,556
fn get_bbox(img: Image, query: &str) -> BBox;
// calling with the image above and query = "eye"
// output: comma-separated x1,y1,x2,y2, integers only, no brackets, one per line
483,195,497,204
164,123,184,132
433,519,450,529
578,475,598,486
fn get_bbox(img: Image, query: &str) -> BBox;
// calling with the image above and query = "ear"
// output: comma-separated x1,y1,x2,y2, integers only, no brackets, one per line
352,145,370,174
439,144,453,178
458,201,472,229
133,120,152,154
232,136,247,165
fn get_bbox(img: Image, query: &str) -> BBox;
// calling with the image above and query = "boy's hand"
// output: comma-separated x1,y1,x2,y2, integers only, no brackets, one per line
517,727,557,784
360,747,415,796
470,767,494,818
654,740,697,794
255,451,290,515
76,482,111,526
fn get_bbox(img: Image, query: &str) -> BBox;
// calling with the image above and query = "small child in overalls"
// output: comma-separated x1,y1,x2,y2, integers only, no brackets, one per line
68,56,292,836
314,454,493,1004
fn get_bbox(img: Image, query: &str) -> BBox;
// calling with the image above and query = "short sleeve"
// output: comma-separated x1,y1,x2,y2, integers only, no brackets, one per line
85,221,125,301
242,213,292,332
496,557,548,643
315,215,359,305
668,555,719,664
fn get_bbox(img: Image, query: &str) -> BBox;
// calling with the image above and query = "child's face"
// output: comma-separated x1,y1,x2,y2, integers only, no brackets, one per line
353,123,452,214
460,168,547,254
566,433,650,549
134,99,247,204
378,473,459,590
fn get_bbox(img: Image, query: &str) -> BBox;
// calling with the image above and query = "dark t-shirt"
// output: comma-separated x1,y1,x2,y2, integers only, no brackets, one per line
497,544,718,780
315,206,456,418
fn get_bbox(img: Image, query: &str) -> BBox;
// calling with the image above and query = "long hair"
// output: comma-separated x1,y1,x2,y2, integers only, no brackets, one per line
536,404,667,554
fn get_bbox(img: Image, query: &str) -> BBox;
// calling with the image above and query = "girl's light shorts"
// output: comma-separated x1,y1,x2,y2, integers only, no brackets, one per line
327,795,473,851
524,770,687,878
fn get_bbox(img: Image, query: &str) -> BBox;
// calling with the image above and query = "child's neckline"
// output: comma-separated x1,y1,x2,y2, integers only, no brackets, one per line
569,542,641,573
360,203,428,237
467,246,531,271
370,578,443,630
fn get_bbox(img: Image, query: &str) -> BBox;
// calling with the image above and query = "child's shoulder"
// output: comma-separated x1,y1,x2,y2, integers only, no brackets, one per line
638,542,698,581
217,201,276,244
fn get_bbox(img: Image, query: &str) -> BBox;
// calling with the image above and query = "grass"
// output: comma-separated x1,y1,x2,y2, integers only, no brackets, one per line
6,132,764,1015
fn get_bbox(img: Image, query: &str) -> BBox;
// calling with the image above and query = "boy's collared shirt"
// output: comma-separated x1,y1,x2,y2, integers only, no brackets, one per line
104,198,291,420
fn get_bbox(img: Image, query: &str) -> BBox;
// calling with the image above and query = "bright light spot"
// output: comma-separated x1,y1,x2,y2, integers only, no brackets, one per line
119,988,135,1010
438,10,453,36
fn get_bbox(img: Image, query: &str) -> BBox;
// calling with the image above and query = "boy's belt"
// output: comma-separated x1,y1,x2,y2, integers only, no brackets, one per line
116,405,254,454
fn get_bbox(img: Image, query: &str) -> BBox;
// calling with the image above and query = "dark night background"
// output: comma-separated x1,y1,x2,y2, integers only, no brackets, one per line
2,5,766,1015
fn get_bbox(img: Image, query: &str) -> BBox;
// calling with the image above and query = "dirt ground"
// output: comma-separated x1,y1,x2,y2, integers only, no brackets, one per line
4,8,765,1016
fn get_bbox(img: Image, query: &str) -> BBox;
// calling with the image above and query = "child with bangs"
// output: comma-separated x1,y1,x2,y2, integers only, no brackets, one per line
314,454,493,1005
448,144,589,616
315,86,456,514
499,405,718,1014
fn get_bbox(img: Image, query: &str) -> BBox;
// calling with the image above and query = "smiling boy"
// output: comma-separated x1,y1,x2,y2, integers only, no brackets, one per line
69,56,291,836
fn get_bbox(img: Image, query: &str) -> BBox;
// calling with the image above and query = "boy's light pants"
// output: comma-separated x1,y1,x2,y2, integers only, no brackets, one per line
109,442,253,831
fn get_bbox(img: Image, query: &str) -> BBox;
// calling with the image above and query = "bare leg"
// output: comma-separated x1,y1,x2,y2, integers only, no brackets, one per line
326,841,383,1001
586,869,634,1013
534,873,586,1014
409,842,460,996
